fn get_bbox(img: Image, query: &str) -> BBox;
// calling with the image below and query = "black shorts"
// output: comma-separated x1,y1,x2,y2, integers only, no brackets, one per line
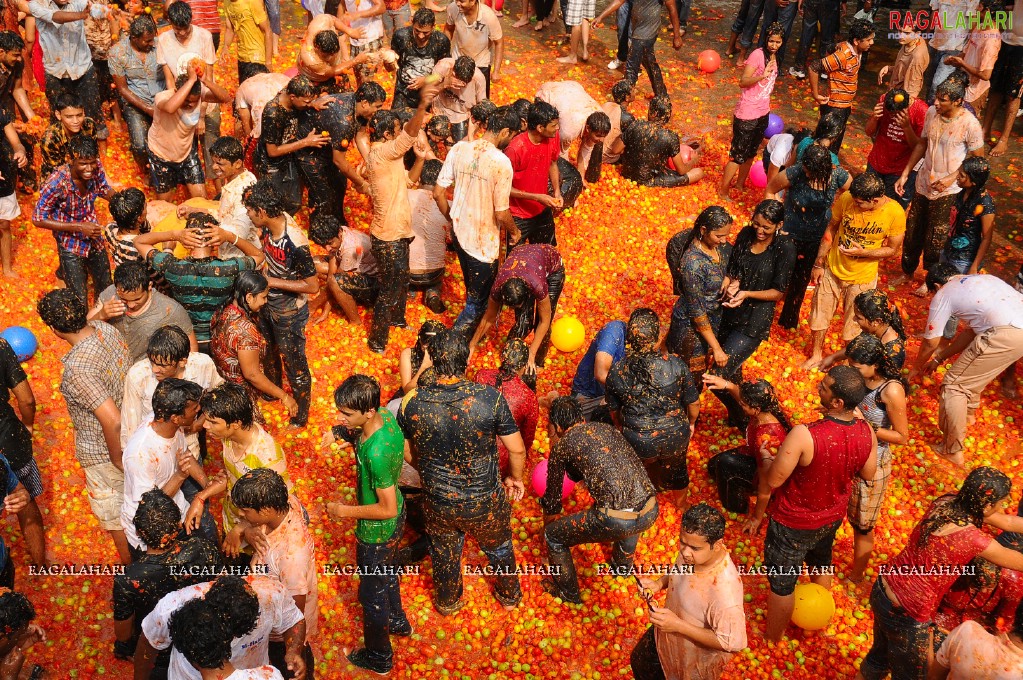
729,114,770,164
334,271,379,306
990,42,1023,99
763,517,842,596
149,146,205,193
624,423,691,490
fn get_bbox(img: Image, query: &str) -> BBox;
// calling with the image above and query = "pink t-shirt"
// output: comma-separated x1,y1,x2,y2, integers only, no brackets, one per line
734,48,776,120
936,620,1023,680
147,90,201,163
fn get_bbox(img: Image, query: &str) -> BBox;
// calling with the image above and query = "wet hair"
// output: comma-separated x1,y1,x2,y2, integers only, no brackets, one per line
0,31,25,53
960,156,990,190
411,319,446,372
152,378,202,421
231,467,290,513
147,324,191,365
169,599,232,669
681,503,726,545
495,338,529,389
0,591,35,638
919,467,1011,547
355,81,387,104
850,171,886,201
426,114,451,139
527,100,559,131
431,329,470,377
511,99,532,129
739,379,791,430
790,127,812,147
813,110,845,143
333,374,380,414
286,74,317,98
113,260,150,292
412,7,436,25
498,278,531,309
585,111,611,136
167,0,192,28
648,95,672,122
242,179,285,218
209,136,244,163
38,289,88,334
420,159,443,186
549,395,584,431
232,270,270,317
849,17,875,41
621,308,665,404
680,205,733,254
109,188,147,231
134,488,183,549
854,290,907,341
611,79,632,104
884,87,911,112
53,92,84,113
204,576,260,639
752,198,784,224
309,213,341,246
199,383,255,428
470,99,497,128
369,109,402,142
486,106,520,137
764,21,785,41
936,76,966,103
801,143,834,186
825,365,867,410
174,73,203,97
185,212,219,235
926,262,960,292
68,135,99,160
453,55,476,83
313,29,340,55
846,332,901,381
129,14,157,39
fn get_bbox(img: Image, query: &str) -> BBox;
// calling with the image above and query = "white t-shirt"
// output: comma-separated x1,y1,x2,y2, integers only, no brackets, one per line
142,577,304,680
235,73,290,139
409,187,450,272
226,668,285,680
217,170,261,258
766,133,794,169
436,138,512,263
1004,0,1023,46
120,423,191,550
923,275,1023,339
535,80,602,157
937,620,1023,679
342,0,383,45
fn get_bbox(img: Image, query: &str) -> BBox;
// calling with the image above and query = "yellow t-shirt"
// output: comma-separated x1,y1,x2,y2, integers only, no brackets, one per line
827,193,907,285
225,0,269,65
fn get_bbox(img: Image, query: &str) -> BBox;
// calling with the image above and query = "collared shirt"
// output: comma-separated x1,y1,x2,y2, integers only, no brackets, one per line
30,0,94,79
367,130,417,241
33,163,112,257
39,117,99,179
435,138,512,263
108,36,163,107
811,41,861,108
446,1,501,67
216,170,260,258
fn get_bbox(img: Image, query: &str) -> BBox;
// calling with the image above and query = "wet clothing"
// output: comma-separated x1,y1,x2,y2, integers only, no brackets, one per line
620,120,689,188
390,28,451,109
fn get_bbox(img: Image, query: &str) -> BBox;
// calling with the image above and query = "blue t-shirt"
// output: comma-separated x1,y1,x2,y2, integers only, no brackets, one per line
0,455,19,570
796,136,840,167
571,321,627,399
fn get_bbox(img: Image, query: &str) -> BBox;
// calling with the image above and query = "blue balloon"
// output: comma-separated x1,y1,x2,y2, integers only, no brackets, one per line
764,113,785,139
1,326,38,362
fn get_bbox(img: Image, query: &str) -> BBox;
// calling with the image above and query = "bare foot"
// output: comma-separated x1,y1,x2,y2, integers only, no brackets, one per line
512,15,530,27
534,18,547,31
931,443,966,468
557,54,579,64
2,269,18,279
1001,379,1019,400
991,140,1010,157
889,274,911,287
912,283,928,297
801,355,824,371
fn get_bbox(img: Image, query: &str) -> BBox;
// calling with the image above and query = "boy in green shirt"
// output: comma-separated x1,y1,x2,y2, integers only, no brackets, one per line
325,374,411,675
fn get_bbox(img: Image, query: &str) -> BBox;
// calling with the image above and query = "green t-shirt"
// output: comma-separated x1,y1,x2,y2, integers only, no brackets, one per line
355,409,406,544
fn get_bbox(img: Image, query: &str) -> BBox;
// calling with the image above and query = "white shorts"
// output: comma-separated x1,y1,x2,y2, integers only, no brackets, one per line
0,193,21,221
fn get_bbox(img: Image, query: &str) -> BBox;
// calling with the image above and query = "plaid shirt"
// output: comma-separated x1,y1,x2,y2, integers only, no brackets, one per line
33,163,112,257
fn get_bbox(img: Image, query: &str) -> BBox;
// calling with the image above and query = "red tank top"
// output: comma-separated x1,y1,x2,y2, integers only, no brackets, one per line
770,416,873,530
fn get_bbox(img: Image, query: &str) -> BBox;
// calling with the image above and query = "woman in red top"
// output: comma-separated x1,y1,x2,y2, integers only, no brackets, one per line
474,339,539,477
858,467,1023,680
703,377,788,518
934,557,1023,642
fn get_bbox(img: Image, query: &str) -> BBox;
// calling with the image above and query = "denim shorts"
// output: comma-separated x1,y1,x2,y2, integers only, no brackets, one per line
763,517,842,595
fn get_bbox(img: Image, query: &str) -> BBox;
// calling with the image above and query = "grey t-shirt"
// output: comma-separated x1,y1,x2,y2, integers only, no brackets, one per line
631,0,665,41
98,287,194,362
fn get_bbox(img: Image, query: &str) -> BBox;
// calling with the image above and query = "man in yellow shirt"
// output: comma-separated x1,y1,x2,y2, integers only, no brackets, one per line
803,172,906,370
222,0,274,83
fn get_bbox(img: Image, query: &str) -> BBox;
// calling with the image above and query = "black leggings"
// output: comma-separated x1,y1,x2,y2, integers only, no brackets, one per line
707,448,758,514
778,237,820,330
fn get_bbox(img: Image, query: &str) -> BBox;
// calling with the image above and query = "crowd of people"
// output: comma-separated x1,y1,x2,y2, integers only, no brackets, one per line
0,0,1022,677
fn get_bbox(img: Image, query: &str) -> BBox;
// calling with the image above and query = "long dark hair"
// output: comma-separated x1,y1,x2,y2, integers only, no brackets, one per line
680,205,733,255
801,143,833,188
622,308,663,402
232,271,269,318
918,467,1011,548
854,290,907,341
411,320,446,373
495,338,529,389
846,332,903,383
739,379,791,431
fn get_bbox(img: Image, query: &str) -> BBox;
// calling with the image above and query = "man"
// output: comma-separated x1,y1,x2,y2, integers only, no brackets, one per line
28,0,109,143
982,0,1023,157
762,366,877,641
134,215,264,353
875,19,929,100
0,31,34,123
168,0,221,51
865,87,928,209
364,80,442,353
0,337,46,567
631,504,747,680
789,0,846,79
594,0,683,98
569,318,626,421
232,469,317,679
38,288,132,563
803,172,907,370
927,0,979,99
108,15,162,177
558,0,596,65
582,80,633,173
113,489,222,665
808,18,875,151
910,265,1023,467
32,136,113,303
325,375,411,675
429,56,486,142
391,8,451,110
541,397,658,603
235,72,290,156
535,80,603,157
222,0,274,83
408,159,450,313
244,180,319,427
308,214,380,323
434,106,517,333
932,599,1023,679
136,575,307,680
895,78,985,293
0,592,45,677
945,1,1002,114
38,92,98,180
621,95,703,188
504,100,562,247
88,261,197,362
397,331,527,614
444,0,503,97
297,13,372,92
341,0,386,86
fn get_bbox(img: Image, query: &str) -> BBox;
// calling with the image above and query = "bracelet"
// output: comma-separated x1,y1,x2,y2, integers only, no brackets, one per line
812,264,824,270
232,233,239,246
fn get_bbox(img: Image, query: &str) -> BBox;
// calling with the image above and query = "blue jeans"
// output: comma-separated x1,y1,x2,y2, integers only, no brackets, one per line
929,47,959,101
623,37,667,98
616,1,632,61
758,0,800,66
739,0,767,49
793,0,835,68
452,237,498,334
181,476,218,547
120,100,152,170
545,499,658,602
731,0,753,36
264,0,281,34
258,304,312,426
356,507,407,665
860,579,933,680
674,0,692,27
58,245,111,304
867,162,916,210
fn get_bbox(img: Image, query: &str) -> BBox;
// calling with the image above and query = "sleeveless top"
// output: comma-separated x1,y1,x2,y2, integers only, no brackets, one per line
860,379,896,460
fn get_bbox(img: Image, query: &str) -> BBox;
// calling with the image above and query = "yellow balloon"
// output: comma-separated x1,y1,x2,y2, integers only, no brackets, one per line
791,583,835,631
550,317,586,352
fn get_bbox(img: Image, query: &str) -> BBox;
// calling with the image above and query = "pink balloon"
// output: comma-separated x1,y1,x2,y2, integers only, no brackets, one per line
749,160,768,188
531,459,576,498
678,144,694,166
284,66,299,78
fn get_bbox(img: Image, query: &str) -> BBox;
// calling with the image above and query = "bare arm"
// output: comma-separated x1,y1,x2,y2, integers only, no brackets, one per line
329,484,398,520
764,170,790,201
491,38,503,79
95,399,123,470
111,72,154,117
267,273,319,296
11,379,35,429
593,351,614,387
765,425,811,489
260,19,273,69
157,72,199,114
133,633,160,680
433,183,451,220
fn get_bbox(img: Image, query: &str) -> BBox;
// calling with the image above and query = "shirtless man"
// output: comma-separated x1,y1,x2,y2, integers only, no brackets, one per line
298,13,372,92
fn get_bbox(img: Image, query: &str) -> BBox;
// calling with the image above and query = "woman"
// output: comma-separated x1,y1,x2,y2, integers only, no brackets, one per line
606,308,700,510
474,339,539,476
794,109,844,166
711,199,794,426
845,334,909,583
821,289,907,375
719,23,783,198
209,271,298,424
386,320,446,416
941,157,994,277
665,206,733,395
469,244,566,376
859,467,1023,680
703,377,789,516
766,144,852,329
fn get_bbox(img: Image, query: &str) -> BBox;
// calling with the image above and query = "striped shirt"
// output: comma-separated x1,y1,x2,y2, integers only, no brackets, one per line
811,42,862,109
33,163,112,258
147,251,257,344
103,224,142,267
177,0,221,35
261,215,316,313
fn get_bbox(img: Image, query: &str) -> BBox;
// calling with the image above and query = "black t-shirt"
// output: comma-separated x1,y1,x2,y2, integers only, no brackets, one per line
946,189,995,264
605,353,700,433
0,108,16,196
621,120,680,185
297,92,359,163
0,338,31,469
721,229,797,341
256,97,300,172
398,379,519,503
391,28,451,106
665,229,691,296
0,62,22,120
